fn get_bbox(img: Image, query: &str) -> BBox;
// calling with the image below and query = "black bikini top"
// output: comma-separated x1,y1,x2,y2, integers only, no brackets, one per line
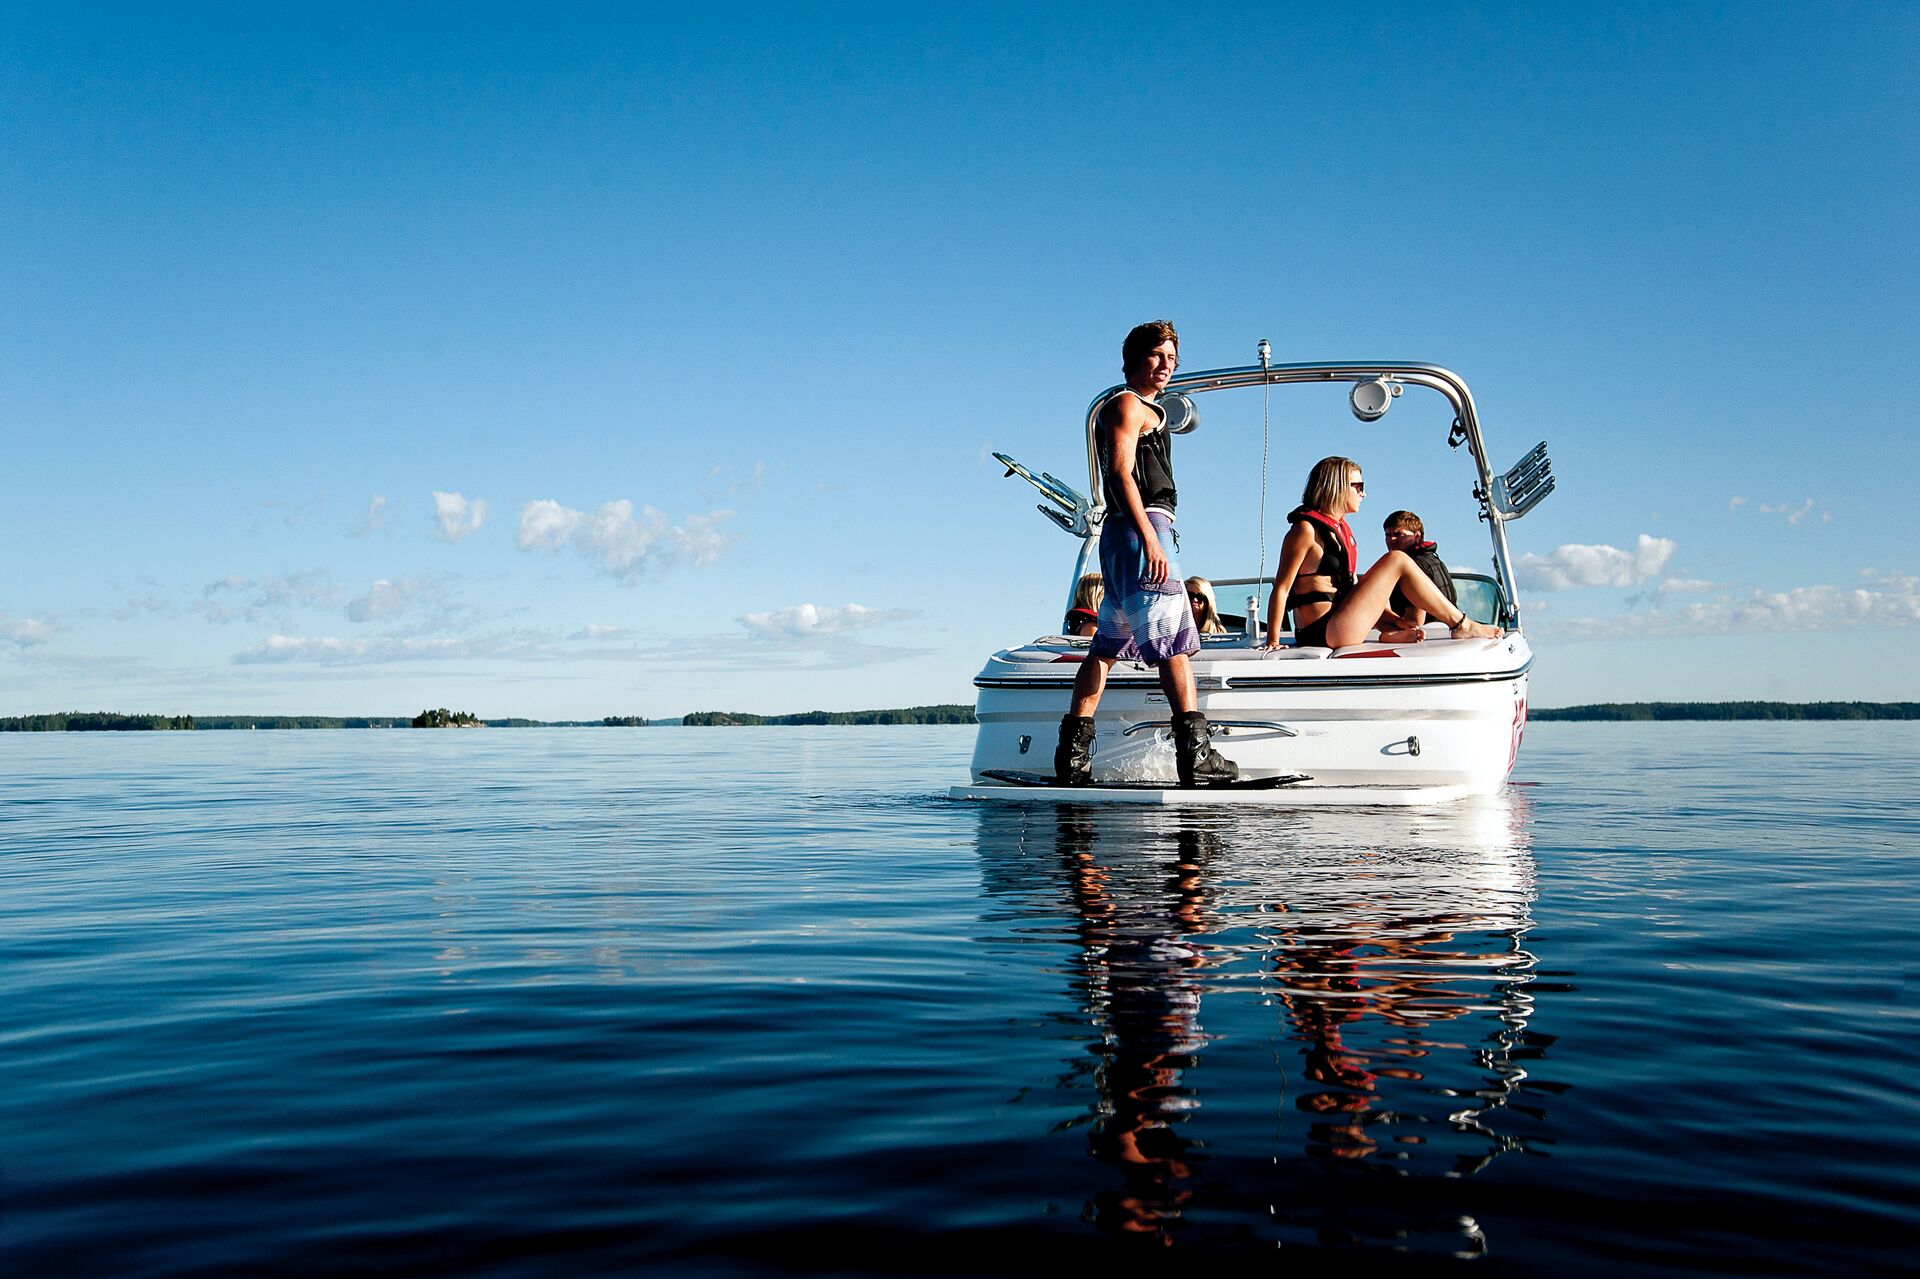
1284,506,1357,608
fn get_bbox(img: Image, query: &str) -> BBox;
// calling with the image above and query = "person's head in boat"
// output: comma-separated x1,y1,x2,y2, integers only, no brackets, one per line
1064,574,1104,635
1121,320,1179,397
1302,456,1363,517
1185,577,1226,634
1383,509,1425,551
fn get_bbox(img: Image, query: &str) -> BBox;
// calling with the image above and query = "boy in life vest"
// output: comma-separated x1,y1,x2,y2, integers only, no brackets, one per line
1377,510,1457,642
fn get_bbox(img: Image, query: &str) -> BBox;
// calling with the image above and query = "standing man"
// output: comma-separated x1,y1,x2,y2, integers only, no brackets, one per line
1055,321,1238,787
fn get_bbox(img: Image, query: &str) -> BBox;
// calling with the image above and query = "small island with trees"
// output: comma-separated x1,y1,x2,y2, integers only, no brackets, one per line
411,708,484,728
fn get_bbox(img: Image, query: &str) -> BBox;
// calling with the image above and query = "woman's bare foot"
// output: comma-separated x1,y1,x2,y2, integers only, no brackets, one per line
1378,626,1426,644
1449,612,1504,640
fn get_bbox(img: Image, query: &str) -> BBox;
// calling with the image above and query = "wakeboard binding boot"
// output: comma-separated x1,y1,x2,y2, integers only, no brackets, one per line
1054,715,1095,786
1174,711,1239,786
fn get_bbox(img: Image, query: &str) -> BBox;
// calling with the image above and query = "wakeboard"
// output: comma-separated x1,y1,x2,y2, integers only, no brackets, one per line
980,769,1312,790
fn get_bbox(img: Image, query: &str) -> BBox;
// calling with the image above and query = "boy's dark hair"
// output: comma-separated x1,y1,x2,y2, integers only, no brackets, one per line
1122,320,1179,377
1383,510,1424,537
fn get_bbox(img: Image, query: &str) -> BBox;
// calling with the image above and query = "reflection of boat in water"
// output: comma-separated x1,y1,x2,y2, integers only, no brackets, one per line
972,792,1547,1253
954,355,1553,805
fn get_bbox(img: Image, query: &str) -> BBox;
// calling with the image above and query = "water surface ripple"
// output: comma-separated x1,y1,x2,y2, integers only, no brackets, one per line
2,724,1914,1275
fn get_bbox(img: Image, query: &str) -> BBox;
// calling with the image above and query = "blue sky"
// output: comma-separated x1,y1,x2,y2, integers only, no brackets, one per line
3,3,1915,717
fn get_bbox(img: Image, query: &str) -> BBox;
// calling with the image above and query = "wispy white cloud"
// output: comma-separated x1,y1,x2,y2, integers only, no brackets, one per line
197,570,341,622
517,498,735,582
739,602,916,640
236,635,452,664
701,459,779,501
233,629,551,665
228,618,928,673
1,615,54,647
247,493,328,533
1740,497,1826,525
116,580,177,617
344,575,457,624
432,491,488,542
1546,570,1920,640
1758,498,1817,525
1623,574,1718,609
1516,534,1675,591
351,495,388,537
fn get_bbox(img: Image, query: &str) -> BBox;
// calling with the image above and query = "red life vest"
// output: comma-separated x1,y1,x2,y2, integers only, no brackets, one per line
1293,507,1357,593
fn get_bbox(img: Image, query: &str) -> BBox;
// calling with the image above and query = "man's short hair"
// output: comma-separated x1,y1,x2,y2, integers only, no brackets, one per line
1122,320,1179,377
1384,510,1424,537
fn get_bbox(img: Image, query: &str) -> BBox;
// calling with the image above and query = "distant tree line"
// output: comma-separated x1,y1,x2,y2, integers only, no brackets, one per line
683,704,976,726
0,713,643,730
0,712,196,731
8,703,1911,731
1532,702,1920,721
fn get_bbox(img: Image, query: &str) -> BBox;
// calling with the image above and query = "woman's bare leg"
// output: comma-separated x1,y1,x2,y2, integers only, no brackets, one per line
1322,551,1504,648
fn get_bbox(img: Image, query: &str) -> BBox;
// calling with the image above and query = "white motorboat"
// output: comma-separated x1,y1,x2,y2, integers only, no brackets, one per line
950,349,1554,806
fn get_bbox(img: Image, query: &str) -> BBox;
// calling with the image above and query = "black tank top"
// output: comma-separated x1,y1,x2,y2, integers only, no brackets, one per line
1096,390,1177,517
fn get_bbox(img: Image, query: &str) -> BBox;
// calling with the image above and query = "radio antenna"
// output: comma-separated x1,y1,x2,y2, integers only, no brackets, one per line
1256,338,1273,593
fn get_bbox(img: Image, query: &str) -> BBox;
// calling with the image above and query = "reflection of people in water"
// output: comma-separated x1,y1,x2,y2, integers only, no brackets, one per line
1268,898,1535,1170
976,797,1547,1252
1054,811,1217,1243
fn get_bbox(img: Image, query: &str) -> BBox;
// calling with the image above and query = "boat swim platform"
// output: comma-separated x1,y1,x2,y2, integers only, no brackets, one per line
947,781,1480,807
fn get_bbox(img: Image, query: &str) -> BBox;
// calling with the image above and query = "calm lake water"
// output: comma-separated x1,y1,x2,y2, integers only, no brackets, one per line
2,724,1915,1276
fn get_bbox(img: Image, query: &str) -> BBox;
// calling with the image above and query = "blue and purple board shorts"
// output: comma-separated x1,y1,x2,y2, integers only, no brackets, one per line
1089,511,1201,665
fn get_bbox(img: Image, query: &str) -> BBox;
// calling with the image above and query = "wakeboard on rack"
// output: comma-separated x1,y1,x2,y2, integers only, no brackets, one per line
980,769,1311,790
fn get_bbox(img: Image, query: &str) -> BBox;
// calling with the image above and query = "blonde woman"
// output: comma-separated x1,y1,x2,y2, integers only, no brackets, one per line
1063,574,1103,636
1263,456,1502,650
1185,577,1227,635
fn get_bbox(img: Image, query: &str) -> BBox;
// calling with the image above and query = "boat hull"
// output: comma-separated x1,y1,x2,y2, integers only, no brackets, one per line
964,633,1531,802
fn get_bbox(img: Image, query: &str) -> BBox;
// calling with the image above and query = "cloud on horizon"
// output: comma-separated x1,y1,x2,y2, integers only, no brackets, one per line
1517,534,1675,591
233,628,553,665
517,498,734,582
1543,570,1920,641
231,621,929,673
1,615,54,647
739,602,916,640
